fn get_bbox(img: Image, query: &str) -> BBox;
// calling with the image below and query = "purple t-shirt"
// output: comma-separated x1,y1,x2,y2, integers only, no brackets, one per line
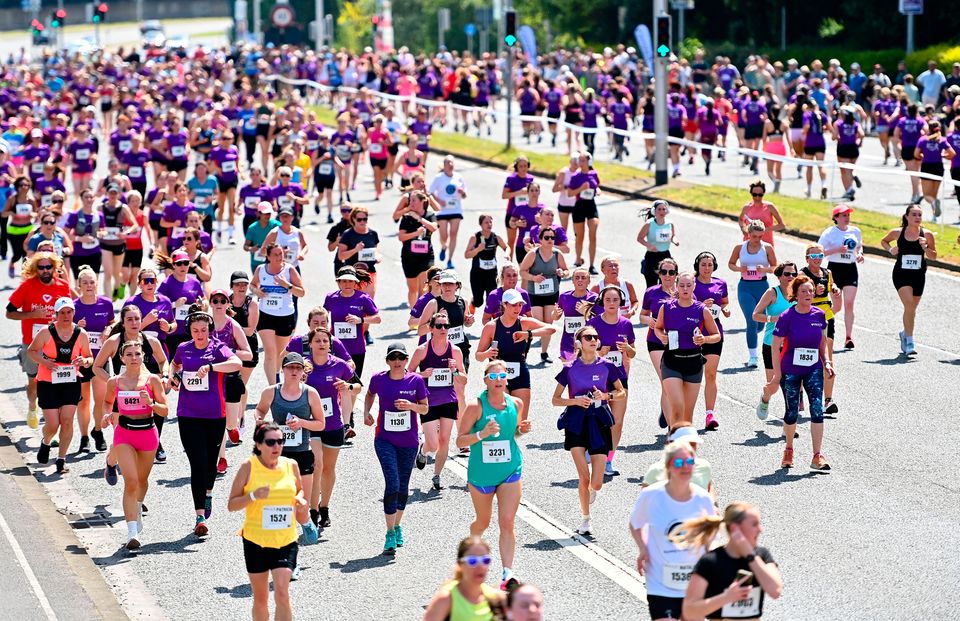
742,100,766,125
272,183,305,213
916,136,949,164
773,306,827,375
555,357,619,398
896,116,926,147
661,299,706,350
72,295,114,353
410,291,435,320
511,201,543,248
569,170,599,201
503,172,534,216
173,339,233,419
304,356,355,431
122,293,175,342
946,131,960,168
64,211,105,257
368,371,428,448
527,223,568,247
209,146,240,184
168,231,214,253
157,275,205,336
68,139,98,174
835,120,860,146
162,201,194,229
483,287,532,318
693,277,728,336
557,290,597,359
642,285,673,344
121,150,150,183
586,314,634,381
323,291,379,356
239,183,275,216
803,111,827,148
286,333,351,362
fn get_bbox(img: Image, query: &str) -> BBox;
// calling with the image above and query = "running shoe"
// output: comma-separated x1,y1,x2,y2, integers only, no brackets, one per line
432,474,442,490
37,442,50,464
364,331,373,346
155,448,167,464
383,530,397,556
576,519,592,536
91,428,106,451
50,439,59,447
589,489,596,505
746,355,758,368
704,412,719,430
458,446,470,457
500,576,520,592
228,428,241,444
217,457,228,475
302,520,319,544
588,265,598,275
540,352,553,363
55,458,68,474
810,452,831,472
104,463,119,486
78,435,90,453
140,503,148,514
446,260,454,270
393,524,404,547
604,462,619,476
934,199,942,218
658,411,667,429
415,444,427,470
344,425,357,440
905,336,917,356
326,214,334,224
756,399,769,421
820,187,827,200
116,284,126,300
127,535,141,551
194,516,208,537
824,401,839,416
780,447,794,469
899,331,907,354
204,495,213,519
291,565,302,580
844,338,855,349
319,507,331,528
439,247,446,262
26,408,39,429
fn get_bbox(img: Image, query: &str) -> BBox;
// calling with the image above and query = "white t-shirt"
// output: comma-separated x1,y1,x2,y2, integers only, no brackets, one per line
817,225,862,264
628,481,717,598
428,172,465,217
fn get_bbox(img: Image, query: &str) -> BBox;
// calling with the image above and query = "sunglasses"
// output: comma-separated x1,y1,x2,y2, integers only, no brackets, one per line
141,277,157,284
433,323,449,330
460,555,492,566
354,217,368,222
280,174,291,178
487,372,508,380
41,220,55,225
37,264,54,271
52,199,64,204
386,354,407,361
781,272,798,278
211,298,229,305
261,438,283,447
807,253,824,260
540,236,555,241
580,334,599,341
174,260,190,266
659,269,678,276
751,192,764,197
672,457,696,468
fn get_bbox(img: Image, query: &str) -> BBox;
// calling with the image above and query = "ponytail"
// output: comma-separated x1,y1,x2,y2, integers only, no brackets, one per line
670,501,756,552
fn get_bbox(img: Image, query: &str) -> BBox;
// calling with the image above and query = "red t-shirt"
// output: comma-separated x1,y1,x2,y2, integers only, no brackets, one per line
8,276,71,344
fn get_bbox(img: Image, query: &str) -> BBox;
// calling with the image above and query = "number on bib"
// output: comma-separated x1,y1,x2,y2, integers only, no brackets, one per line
117,390,144,411
261,505,293,530
656,229,671,243
358,248,377,263
320,397,334,418
175,305,190,321
721,587,762,618
580,188,595,200
383,410,411,432
181,371,209,391
901,254,922,270
87,331,102,350
661,564,694,591
504,361,521,379
447,326,465,345
128,166,143,178
564,316,584,334
533,279,556,296
411,240,430,254
429,368,453,387
281,425,302,447
513,195,529,207
603,351,623,367
792,347,818,367
52,365,77,384
333,322,357,340
171,146,186,157
482,440,511,464
318,163,333,176
479,258,497,270
222,161,237,173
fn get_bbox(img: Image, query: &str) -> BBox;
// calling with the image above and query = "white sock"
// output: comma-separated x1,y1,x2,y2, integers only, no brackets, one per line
749,347,758,357
227,226,235,237
127,521,139,538
502,567,513,581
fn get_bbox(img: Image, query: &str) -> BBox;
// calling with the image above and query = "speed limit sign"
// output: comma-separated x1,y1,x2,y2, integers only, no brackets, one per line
271,4,295,27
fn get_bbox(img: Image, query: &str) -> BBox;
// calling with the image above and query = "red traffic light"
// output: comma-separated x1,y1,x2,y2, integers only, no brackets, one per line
371,15,380,25
55,9,66,18
31,18,44,30
97,3,108,12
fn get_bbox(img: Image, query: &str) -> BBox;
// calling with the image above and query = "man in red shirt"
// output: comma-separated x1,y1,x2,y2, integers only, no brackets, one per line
6,252,71,428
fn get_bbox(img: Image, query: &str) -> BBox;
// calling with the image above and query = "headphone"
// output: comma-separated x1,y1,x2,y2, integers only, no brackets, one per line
597,284,625,307
186,310,214,333
694,251,719,272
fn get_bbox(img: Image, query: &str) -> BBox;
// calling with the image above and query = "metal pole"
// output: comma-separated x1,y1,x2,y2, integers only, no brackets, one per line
781,5,786,51
678,8,684,46
56,0,63,51
906,14,914,55
654,0,668,186
95,20,100,47
136,0,143,23
505,0,513,149
438,12,444,51
253,0,262,45
315,0,323,52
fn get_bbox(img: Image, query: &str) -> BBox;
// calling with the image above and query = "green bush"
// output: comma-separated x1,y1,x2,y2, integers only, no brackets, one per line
905,43,960,74
704,41,904,75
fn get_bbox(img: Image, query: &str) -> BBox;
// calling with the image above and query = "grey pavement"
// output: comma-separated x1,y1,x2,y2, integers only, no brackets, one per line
0,152,958,619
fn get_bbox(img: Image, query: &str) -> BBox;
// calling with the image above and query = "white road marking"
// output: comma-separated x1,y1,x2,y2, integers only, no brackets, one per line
0,510,58,621
443,459,648,601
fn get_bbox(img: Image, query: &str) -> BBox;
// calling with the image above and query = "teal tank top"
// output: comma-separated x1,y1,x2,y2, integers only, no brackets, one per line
467,390,522,488
763,286,794,346
647,220,673,252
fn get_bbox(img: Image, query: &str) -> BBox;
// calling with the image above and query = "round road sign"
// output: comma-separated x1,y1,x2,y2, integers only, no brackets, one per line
271,4,295,28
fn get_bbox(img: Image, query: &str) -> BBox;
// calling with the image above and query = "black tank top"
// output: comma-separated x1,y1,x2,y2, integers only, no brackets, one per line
111,332,160,374
103,202,123,227
493,317,528,363
471,232,498,267
49,325,80,363
230,294,259,346
790,105,804,129
894,227,927,272
436,296,466,329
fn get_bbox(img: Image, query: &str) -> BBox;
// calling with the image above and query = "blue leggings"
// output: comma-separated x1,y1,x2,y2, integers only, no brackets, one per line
781,368,824,425
374,437,417,515
737,279,770,349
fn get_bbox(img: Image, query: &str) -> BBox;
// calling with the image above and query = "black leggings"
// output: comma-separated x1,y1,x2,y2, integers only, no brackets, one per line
584,132,596,155
470,267,498,308
242,135,257,164
178,416,226,511
8,232,27,263
70,253,103,278
0,217,7,258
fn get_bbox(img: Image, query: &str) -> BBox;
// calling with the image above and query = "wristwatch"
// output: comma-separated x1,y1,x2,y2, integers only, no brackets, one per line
743,552,757,564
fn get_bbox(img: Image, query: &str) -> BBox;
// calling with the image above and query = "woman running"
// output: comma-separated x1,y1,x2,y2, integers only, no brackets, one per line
482,264,531,323
552,155,579,232
251,242,306,382
893,103,927,204
818,205,863,349
728,220,777,368
761,103,787,193
751,263,798,404
429,155,467,269
397,190,437,309
157,250,205,355
337,205,380,301
518,229,568,363
833,107,865,201
637,200,678,288
410,311,468,492
566,151,600,274
756,275,834,471
552,326,623,536
654,273,721,430
801,244,841,416
73,267,114,452
881,204,937,356
801,102,832,200
673,502,783,620
210,291,254,472
422,537,505,620
169,309,242,536
227,421,306,621
103,341,167,550
915,120,955,221
464,214,507,315
366,115,391,200
28,297,94,474
693,252,730,431
363,343,429,556
737,181,785,246
629,440,716,621
641,258,679,430
456,359,531,591
555,267,598,363
698,98,722,176
501,157,535,257
324,266,381,378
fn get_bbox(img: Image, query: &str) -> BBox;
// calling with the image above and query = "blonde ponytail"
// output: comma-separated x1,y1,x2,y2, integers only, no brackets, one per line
670,501,755,551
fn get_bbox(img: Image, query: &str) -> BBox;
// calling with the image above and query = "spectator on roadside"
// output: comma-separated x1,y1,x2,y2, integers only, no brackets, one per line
809,59,828,81
847,63,867,104
943,63,960,99
917,60,947,107
783,58,802,96
895,60,909,85
871,64,892,89
903,74,920,104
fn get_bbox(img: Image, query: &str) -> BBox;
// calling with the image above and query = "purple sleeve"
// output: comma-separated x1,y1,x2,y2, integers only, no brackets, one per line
172,342,183,365
413,375,428,401
337,360,354,381
604,361,620,389
554,364,570,387
483,291,499,315
555,226,568,244
333,339,351,361
363,295,379,316
216,344,233,362
773,309,791,337
368,372,381,396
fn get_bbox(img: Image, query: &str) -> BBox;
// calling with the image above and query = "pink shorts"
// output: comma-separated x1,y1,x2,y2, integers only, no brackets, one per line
764,140,787,157
113,424,159,452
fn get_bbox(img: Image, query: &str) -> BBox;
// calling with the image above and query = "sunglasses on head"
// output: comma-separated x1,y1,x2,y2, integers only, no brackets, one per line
174,260,190,266
37,264,54,271
672,457,696,468
386,354,407,361
460,555,492,566
659,269,678,276
487,372,508,380
580,333,599,341
141,277,157,284
261,437,283,447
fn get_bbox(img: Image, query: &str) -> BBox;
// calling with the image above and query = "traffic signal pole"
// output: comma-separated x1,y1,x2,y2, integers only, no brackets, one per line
504,6,515,149
653,0,669,186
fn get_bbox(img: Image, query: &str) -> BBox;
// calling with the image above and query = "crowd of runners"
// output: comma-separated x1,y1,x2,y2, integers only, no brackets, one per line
0,40,948,620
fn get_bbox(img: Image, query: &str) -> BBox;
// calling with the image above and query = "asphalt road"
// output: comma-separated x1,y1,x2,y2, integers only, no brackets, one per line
1,154,959,620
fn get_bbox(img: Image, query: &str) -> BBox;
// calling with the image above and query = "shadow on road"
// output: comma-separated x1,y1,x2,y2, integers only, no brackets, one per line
748,470,819,486
862,355,914,365
329,553,395,573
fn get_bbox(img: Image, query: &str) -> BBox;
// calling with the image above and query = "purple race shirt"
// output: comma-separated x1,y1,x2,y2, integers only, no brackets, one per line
693,277,728,336
122,293,175,341
773,306,827,375
239,183,275,217
586,314,634,381
916,136,949,164
304,356,354,431
503,172,534,215
557,290,597,359
555,357,619,398
286,333,351,362
641,285,673,344
173,339,233,418
661,299,706,350
368,371,428,448
483,287,532,318
410,291,435,320
72,295,114,353
157,275,205,336
323,291,379,356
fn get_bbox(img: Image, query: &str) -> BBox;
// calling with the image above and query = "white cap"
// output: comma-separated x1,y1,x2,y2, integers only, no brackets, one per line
502,289,524,305
54,297,74,313
669,426,703,446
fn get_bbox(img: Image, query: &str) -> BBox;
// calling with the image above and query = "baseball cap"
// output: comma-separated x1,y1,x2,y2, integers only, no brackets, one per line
230,270,250,284
438,270,459,284
210,288,230,299
257,200,274,214
30,128,43,137
107,183,120,192
282,352,306,367
171,250,190,262
385,343,408,358
54,297,74,313
832,204,853,216
502,289,524,305
669,426,703,446
278,205,294,216
336,267,359,282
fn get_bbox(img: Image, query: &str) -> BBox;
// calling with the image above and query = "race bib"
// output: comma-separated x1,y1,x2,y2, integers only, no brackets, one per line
318,162,333,176
320,397,334,418
792,347,818,367
181,370,209,391
283,247,297,263
244,118,257,130
411,240,430,254
581,188,595,200
281,424,302,447
708,304,722,319
103,227,121,241
533,279,556,296
128,165,143,178
504,361,521,379
744,267,760,280
662,564,694,591
222,161,237,173
901,254,921,270
564,316,584,334
175,305,190,321
445,198,460,210
603,351,623,367
263,293,283,310
335,146,350,160
52,364,77,384
447,325,465,344
31,162,44,174
383,410,411,432
75,148,91,160
38,193,51,205
721,587,762,618
656,229,671,243
333,322,357,340
839,252,853,262
194,196,208,208
369,143,384,155
358,248,376,263
171,227,187,238
15,203,32,216
244,196,259,208
668,330,679,350
429,367,453,387
87,331,102,350
81,238,99,249
307,140,319,151
171,145,186,157
117,390,144,411
278,196,294,209
258,114,271,124
118,140,132,152
513,195,529,207
482,440,511,464
261,505,293,530
479,258,497,270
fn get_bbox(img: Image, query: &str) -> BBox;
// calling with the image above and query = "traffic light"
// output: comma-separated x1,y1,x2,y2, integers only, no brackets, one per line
51,8,66,29
655,14,671,57
372,15,380,27
31,18,44,34
93,3,108,23
504,10,516,47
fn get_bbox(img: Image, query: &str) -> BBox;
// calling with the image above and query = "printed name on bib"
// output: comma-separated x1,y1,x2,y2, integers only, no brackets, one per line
429,368,453,387
52,365,77,384
261,505,293,530
383,410,411,432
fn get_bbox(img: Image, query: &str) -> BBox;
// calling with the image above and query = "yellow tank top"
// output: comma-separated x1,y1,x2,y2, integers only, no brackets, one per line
240,456,298,549
446,581,500,621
